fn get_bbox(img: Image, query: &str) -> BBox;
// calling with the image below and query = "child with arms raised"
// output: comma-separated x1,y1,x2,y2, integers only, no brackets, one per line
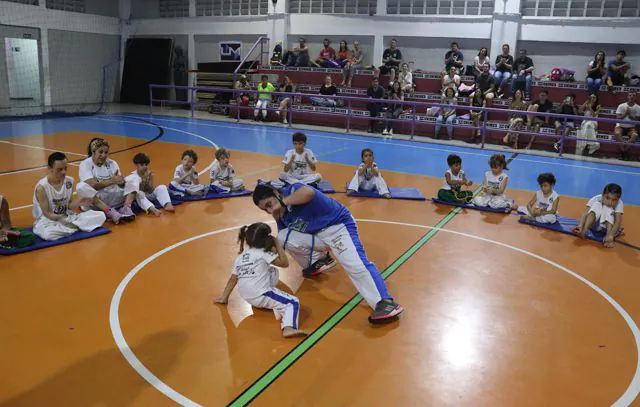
279,132,322,186
209,148,245,193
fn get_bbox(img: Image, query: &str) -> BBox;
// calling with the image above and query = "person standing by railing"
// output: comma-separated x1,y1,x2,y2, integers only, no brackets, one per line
366,77,386,133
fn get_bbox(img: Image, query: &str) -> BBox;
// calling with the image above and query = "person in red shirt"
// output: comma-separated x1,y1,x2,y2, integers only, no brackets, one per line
313,38,337,68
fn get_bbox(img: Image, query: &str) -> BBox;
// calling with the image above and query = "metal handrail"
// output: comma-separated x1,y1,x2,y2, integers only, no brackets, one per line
150,84,640,156
232,36,269,83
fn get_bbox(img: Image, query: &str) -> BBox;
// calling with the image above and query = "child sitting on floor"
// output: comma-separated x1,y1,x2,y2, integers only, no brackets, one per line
279,132,322,187
215,222,307,338
347,148,391,198
518,172,559,224
573,183,624,248
130,153,175,216
437,154,473,203
473,154,516,211
209,148,245,193
170,149,206,197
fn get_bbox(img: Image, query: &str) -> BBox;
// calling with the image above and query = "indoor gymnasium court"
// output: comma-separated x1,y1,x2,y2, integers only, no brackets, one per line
1,113,639,406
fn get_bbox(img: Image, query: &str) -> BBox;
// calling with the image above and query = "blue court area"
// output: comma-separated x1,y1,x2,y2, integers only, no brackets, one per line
1,113,639,205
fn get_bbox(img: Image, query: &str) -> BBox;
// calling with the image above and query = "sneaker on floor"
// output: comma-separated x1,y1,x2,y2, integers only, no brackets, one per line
118,205,136,222
368,299,404,324
302,254,337,278
382,129,389,135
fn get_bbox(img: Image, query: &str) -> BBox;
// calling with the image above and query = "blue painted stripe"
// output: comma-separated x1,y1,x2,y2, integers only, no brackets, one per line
264,290,299,330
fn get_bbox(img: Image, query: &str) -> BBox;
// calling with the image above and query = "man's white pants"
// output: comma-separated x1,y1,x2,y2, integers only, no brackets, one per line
278,228,329,270
279,172,322,186
33,211,106,241
347,172,390,195
518,207,557,224
473,194,514,209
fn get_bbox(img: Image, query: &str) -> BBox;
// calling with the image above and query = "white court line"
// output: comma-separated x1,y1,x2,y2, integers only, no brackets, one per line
118,114,640,176
0,140,87,178
109,219,640,407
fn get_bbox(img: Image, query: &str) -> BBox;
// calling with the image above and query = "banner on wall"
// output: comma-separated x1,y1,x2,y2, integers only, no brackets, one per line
219,41,242,61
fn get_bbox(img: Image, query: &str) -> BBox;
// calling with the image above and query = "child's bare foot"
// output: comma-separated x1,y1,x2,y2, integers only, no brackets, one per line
164,203,175,212
382,193,391,199
282,327,308,338
149,207,162,217
604,240,615,248
572,227,585,239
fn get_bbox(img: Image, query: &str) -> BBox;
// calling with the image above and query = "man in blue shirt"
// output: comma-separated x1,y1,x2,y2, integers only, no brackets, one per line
253,182,404,323
607,50,630,88
444,42,464,73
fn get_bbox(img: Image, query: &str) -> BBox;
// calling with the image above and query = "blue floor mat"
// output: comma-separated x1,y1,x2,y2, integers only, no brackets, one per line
0,227,111,256
171,188,253,202
346,185,426,200
518,215,623,242
431,198,512,213
316,180,336,194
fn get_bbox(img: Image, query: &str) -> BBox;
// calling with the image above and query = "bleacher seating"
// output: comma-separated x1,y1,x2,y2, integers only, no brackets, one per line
224,65,640,157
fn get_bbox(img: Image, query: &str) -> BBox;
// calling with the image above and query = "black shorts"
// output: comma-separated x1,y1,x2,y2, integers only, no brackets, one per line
379,64,399,75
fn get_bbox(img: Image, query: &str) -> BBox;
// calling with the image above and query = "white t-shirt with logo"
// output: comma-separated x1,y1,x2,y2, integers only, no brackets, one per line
534,190,559,211
442,168,465,190
615,102,640,128
209,160,235,182
32,176,74,220
484,170,508,195
587,194,624,213
173,164,199,185
232,247,279,299
282,148,318,176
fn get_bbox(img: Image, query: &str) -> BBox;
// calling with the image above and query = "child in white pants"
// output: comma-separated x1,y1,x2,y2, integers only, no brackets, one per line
573,183,624,248
279,132,322,186
33,152,107,241
347,148,391,198
169,149,207,197
518,173,560,224
216,222,307,338
473,154,516,211
209,148,245,193
130,153,175,216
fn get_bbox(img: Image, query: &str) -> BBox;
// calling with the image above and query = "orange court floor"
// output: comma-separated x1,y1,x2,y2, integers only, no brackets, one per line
1,118,640,407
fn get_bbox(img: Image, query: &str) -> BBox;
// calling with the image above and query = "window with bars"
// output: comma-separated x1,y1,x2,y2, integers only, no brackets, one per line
160,0,190,17
288,0,377,14
46,0,84,12
522,0,640,16
196,0,269,15
5,0,39,5
386,0,493,14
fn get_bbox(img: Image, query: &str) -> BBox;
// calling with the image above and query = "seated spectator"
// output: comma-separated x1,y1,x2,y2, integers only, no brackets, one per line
254,75,275,121
442,66,461,96
336,40,350,68
511,49,534,99
398,63,414,95
553,93,578,152
435,87,457,140
341,40,364,88
503,89,528,149
469,89,486,143
313,38,337,68
366,77,386,133
576,93,601,156
379,39,402,83
607,50,631,89
474,64,495,103
586,51,607,95
32,152,107,241
494,44,514,98
234,75,252,108
383,81,403,136
310,75,338,107
474,47,490,77
525,90,553,150
286,38,310,67
614,92,639,160
276,75,294,124
444,42,464,74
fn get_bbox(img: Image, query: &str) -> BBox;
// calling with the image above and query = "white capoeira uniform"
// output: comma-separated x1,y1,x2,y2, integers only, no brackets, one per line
586,194,624,231
347,162,390,196
170,164,206,196
473,170,514,209
279,148,322,186
576,108,600,155
209,160,244,193
279,183,393,309
232,247,301,330
277,227,330,270
32,176,106,241
127,171,172,212
77,157,137,208
518,190,559,223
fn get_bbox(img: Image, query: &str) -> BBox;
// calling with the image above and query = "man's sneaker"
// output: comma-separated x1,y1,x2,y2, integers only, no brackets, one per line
302,254,337,278
368,299,404,324
118,205,136,222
